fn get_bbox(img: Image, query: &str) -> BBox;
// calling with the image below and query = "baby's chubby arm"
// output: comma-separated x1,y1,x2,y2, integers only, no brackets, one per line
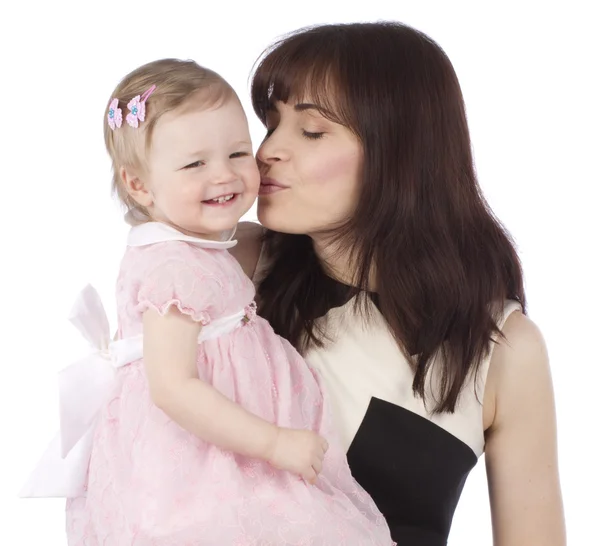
143,306,328,483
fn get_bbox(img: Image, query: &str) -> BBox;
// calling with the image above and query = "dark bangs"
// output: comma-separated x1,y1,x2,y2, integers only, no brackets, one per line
251,29,355,131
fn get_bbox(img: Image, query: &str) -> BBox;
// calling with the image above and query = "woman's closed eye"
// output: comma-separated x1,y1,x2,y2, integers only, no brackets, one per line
262,126,324,140
302,130,325,140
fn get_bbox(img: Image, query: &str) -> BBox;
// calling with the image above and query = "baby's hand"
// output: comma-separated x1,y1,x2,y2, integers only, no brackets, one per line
267,427,329,484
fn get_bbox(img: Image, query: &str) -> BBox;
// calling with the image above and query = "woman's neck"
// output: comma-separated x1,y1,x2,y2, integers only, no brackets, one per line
311,233,375,290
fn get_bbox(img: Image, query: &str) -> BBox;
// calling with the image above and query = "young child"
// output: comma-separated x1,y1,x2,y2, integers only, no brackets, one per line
21,59,394,545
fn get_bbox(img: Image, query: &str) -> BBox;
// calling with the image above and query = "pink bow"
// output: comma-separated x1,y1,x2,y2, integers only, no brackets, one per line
107,98,122,130
126,84,156,128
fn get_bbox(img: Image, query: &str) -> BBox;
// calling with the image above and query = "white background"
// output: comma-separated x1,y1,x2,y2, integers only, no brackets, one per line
1,1,598,544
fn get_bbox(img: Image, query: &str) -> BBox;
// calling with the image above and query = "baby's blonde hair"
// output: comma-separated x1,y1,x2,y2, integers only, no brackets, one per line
104,58,236,223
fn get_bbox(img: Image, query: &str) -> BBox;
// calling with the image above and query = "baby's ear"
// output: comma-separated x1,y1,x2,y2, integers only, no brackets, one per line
120,166,153,207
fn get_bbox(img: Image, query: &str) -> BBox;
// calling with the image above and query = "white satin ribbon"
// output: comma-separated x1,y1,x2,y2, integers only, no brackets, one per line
20,284,248,498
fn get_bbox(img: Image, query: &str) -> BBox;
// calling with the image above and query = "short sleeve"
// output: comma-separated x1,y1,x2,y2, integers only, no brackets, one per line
135,244,222,325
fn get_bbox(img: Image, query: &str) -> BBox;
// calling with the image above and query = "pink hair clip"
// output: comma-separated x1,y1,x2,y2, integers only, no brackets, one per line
107,98,122,130
126,84,156,128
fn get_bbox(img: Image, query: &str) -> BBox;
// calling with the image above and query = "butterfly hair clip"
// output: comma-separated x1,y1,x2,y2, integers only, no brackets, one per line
107,84,156,131
126,84,156,128
107,98,122,130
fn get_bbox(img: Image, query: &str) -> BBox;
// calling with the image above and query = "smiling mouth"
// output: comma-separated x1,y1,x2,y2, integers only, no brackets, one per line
202,193,238,205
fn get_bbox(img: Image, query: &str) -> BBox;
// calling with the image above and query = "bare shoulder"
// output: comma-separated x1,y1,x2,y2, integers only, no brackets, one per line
487,311,550,418
230,221,265,279
499,309,547,358
484,310,551,430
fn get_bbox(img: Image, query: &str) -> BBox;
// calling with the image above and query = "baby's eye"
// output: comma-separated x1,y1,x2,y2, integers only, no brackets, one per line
184,160,205,169
230,151,251,159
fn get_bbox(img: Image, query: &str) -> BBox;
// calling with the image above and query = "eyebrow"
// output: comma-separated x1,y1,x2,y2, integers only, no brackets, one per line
295,103,336,118
267,102,331,115
294,103,319,112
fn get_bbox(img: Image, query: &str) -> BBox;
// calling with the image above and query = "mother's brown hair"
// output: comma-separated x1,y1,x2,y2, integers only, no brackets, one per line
251,22,525,413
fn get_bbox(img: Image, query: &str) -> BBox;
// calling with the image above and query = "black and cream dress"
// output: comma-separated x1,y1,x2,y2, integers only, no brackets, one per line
259,272,520,546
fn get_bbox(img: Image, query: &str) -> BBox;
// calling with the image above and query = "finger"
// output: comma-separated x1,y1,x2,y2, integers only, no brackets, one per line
312,458,323,475
303,467,317,485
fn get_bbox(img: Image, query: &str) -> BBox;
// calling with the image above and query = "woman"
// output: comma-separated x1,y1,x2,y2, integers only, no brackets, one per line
232,22,565,546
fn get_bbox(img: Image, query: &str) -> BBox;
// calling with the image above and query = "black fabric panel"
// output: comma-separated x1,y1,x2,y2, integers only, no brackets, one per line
347,398,478,545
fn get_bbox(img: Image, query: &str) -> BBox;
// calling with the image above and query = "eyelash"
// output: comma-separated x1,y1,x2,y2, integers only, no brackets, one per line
264,128,324,140
184,152,250,169
184,160,205,169
302,130,324,140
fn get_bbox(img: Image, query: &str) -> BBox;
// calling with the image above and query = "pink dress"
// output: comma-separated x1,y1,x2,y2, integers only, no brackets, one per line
63,223,394,545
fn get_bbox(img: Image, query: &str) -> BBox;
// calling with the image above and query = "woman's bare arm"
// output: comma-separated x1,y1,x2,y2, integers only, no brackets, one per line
484,312,566,546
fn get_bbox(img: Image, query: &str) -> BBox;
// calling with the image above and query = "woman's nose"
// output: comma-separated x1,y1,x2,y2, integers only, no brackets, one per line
257,131,288,165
